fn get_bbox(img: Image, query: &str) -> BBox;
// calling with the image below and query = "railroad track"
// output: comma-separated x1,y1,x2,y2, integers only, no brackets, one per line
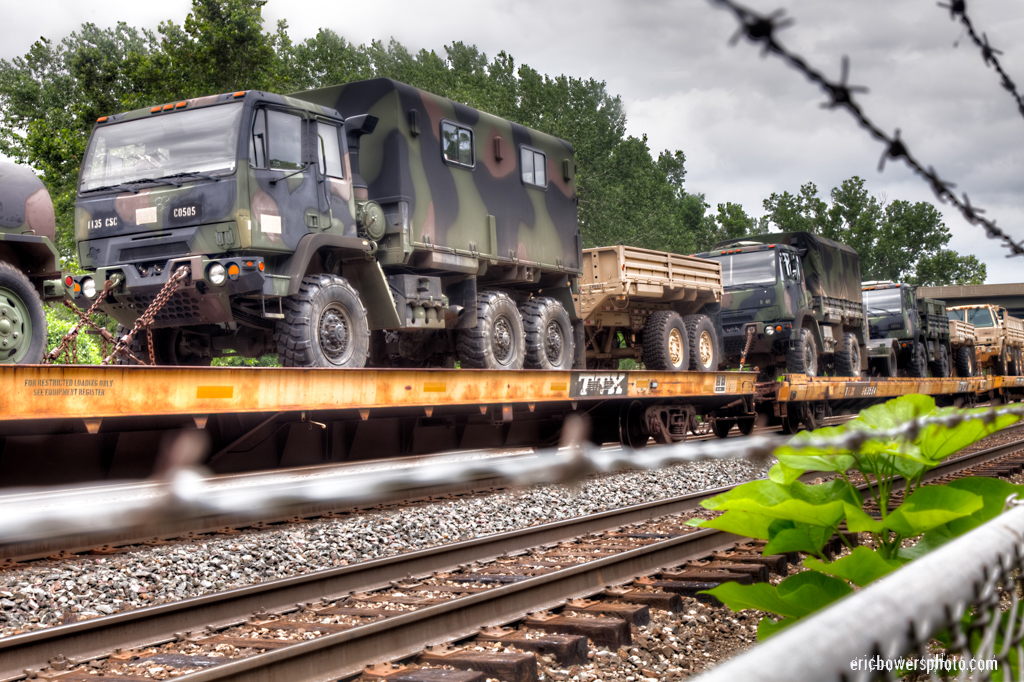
3,428,1023,682
0,421,796,567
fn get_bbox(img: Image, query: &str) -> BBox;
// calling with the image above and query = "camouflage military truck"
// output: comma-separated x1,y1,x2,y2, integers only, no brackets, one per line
695,232,867,378
0,162,62,363
67,79,581,369
577,245,722,371
947,304,1024,376
860,281,952,378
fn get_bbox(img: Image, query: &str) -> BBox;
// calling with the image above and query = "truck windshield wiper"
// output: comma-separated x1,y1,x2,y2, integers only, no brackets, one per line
128,177,182,188
80,184,140,194
163,171,222,182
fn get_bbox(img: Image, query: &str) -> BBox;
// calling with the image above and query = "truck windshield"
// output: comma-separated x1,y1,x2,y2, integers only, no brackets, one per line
947,310,965,323
712,250,777,288
863,289,902,315
80,102,244,192
966,308,995,328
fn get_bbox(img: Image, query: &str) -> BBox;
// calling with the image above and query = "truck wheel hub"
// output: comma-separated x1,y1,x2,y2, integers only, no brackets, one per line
0,319,11,336
699,330,713,367
669,328,684,367
319,303,351,362
545,321,563,363
493,315,514,364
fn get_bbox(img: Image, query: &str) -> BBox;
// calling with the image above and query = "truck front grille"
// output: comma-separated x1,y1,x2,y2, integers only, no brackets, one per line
119,241,190,262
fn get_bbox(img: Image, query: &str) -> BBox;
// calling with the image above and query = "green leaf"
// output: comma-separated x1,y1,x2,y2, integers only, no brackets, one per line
804,546,901,587
896,526,954,562
917,412,1022,464
757,616,795,640
882,485,982,536
725,498,846,527
700,479,795,511
790,478,862,507
775,570,853,612
843,502,883,534
856,394,936,430
700,582,803,618
775,425,856,474
695,510,773,540
768,461,804,485
764,520,836,557
944,477,1024,534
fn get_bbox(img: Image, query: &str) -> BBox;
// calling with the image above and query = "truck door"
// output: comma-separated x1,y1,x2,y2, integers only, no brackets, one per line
312,119,355,238
779,251,803,316
247,107,323,251
903,286,918,340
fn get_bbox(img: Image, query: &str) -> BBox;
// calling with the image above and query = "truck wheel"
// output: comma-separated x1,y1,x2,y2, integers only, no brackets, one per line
956,346,975,377
457,291,526,369
0,261,46,364
786,328,818,376
878,346,897,378
834,332,861,377
929,344,950,378
521,297,573,370
907,341,927,378
995,345,1009,376
684,314,719,372
276,274,369,368
642,310,688,371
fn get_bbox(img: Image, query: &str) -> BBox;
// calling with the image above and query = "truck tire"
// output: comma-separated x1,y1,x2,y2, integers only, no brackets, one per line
929,344,950,378
995,345,1009,376
907,341,927,378
521,297,573,370
457,291,526,369
956,345,975,377
684,314,719,372
112,325,212,366
786,328,817,376
878,345,897,378
276,274,369,368
834,332,861,377
642,310,688,371
1014,347,1024,376
0,261,46,364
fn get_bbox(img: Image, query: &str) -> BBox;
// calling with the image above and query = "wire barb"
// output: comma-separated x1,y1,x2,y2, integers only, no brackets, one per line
709,0,1024,258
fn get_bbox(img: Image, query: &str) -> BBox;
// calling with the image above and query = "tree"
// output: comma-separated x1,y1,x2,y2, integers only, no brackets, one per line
761,176,985,285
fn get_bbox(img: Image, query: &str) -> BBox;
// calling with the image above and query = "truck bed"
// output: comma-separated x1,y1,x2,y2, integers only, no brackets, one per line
578,246,721,318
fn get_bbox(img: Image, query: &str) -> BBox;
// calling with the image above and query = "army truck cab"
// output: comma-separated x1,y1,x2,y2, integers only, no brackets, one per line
861,281,953,378
696,232,866,379
68,79,582,369
0,162,62,363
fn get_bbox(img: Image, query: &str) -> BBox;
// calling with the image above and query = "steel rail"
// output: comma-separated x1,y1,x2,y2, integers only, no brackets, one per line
3,428,1024,680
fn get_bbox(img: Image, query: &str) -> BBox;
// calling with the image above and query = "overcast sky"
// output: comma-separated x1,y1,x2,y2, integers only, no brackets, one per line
3,0,1024,282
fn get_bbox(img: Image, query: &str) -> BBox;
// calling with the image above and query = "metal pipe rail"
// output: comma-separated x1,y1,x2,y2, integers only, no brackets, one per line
695,503,1024,682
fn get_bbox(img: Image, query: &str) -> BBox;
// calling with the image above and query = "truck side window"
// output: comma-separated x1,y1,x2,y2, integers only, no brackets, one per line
441,121,474,168
317,123,344,178
267,110,304,171
521,146,547,188
249,110,267,168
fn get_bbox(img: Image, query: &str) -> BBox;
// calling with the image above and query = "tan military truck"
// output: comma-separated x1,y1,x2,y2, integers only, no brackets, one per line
576,245,723,371
947,315,978,377
947,304,1024,376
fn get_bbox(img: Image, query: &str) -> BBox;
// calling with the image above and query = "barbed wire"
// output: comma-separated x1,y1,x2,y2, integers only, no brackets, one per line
940,0,1024,121
708,0,1024,258
0,402,1020,546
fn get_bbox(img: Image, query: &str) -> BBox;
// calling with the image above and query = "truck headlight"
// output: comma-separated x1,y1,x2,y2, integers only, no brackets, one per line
764,324,775,336
82,277,96,298
208,263,227,286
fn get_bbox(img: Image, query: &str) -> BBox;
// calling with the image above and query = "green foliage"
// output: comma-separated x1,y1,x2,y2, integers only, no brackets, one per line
689,395,1022,639
211,354,280,367
762,176,985,285
45,304,103,364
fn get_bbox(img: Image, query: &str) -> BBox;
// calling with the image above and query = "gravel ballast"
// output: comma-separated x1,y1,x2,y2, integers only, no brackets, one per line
0,456,769,637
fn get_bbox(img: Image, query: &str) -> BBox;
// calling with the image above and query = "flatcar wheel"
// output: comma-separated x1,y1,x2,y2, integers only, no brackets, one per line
619,400,649,450
711,420,732,439
780,414,798,435
737,417,755,436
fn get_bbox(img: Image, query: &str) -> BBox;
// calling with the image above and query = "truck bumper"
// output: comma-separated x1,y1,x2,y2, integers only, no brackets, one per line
722,321,794,356
66,255,266,329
